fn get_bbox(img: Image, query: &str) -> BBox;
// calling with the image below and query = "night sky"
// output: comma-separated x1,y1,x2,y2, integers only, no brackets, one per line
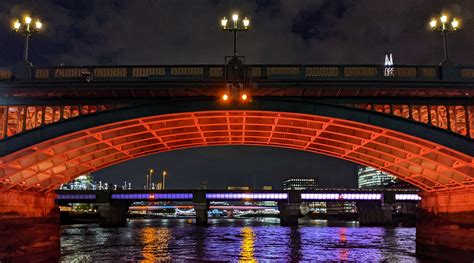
1,1,473,189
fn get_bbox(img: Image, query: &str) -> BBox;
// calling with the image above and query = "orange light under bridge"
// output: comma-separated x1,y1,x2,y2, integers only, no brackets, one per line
0,110,473,193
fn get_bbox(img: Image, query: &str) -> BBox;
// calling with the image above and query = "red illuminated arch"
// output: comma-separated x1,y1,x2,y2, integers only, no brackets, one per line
0,100,473,193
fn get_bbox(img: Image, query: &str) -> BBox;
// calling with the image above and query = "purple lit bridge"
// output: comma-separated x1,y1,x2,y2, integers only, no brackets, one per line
56,188,420,227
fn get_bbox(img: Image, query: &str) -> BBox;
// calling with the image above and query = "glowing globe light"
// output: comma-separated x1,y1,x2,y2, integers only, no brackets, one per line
221,17,227,28
440,15,448,23
451,18,459,29
222,94,229,101
232,14,239,22
243,17,250,28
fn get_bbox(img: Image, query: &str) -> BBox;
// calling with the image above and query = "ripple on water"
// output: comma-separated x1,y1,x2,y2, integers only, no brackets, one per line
60,218,419,262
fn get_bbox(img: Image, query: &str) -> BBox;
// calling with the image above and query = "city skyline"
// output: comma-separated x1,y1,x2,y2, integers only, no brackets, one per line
92,146,359,189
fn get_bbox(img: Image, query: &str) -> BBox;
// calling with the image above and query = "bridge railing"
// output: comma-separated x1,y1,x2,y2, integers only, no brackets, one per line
1,64,474,82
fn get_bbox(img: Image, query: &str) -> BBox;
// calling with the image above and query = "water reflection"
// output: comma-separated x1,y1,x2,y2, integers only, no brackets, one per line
338,228,349,261
140,227,171,262
61,219,420,261
239,227,256,262
289,227,302,261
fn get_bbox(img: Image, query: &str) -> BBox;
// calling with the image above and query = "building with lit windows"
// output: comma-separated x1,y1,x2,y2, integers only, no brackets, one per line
59,173,122,190
358,166,398,188
283,177,318,190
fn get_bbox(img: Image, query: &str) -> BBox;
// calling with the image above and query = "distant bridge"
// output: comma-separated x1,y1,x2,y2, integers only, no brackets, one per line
55,188,420,204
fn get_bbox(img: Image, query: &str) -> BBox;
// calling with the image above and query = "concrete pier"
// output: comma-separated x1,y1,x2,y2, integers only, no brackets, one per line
194,203,209,226
357,202,393,225
98,202,129,227
193,190,208,226
279,202,301,226
279,191,301,226
0,190,60,261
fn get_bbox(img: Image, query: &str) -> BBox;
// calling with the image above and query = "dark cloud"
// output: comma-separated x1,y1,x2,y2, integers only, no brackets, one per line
0,0,473,65
292,0,351,41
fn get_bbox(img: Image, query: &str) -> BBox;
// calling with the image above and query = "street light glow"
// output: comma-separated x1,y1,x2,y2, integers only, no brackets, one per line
440,15,448,23
232,14,239,22
241,93,248,101
428,12,461,64
451,18,459,29
220,12,251,57
13,20,21,30
243,17,250,28
222,94,229,101
13,14,44,63
221,17,228,28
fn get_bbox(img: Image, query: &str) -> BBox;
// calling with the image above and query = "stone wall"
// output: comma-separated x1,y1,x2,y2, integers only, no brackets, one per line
0,190,60,261
417,189,474,260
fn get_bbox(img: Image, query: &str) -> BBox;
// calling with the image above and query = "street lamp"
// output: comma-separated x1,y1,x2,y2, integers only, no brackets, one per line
162,170,167,190
148,169,154,190
220,13,250,57
12,15,43,63
429,13,460,64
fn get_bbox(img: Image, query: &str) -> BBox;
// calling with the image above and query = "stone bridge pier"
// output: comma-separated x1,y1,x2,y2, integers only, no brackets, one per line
0,190,60,262
357,202,393,225
278,191,302,226
97,202,130,227
416,189,474,260
193,191,209,226
357,191,395,226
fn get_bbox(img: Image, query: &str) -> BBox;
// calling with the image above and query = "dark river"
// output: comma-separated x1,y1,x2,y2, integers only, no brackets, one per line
60,218,423,262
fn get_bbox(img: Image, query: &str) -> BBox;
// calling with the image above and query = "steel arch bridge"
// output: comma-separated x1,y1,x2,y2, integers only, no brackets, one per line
1,63,474,257
0,98,472,193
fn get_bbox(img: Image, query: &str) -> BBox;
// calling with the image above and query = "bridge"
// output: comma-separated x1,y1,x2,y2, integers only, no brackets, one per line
0,61,473,257
55,188,420,226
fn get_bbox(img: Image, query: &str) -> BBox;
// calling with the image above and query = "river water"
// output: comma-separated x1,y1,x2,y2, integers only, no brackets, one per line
60,218,425,262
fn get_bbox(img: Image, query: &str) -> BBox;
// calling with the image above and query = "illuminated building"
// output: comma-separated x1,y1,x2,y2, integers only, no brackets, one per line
283,177,318,190
59,173,119,190
59,173,96,190
227,186,250,190
308,202,357,214
358,166,398,188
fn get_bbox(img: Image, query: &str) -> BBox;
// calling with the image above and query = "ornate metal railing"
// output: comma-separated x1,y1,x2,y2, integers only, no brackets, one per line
1,64,473,82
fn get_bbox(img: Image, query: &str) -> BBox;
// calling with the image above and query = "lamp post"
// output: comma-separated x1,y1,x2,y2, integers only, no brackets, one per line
162,170,167,190
13,15,43,63
220,13,250,57
148,169,154,190
429,14,460,64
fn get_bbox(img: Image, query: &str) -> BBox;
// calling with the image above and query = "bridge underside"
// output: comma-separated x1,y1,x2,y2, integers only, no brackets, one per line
0,106,473,193
1,103,473,140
